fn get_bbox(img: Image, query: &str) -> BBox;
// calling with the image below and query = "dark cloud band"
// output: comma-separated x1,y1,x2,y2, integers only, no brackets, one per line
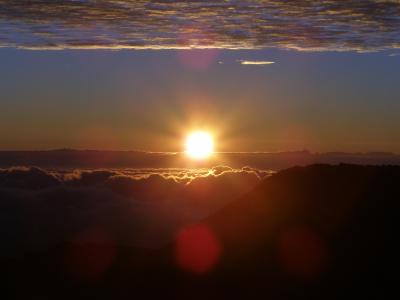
0,0,399,51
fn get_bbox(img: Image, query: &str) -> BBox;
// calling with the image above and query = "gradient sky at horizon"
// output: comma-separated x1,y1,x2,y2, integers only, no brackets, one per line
1,1,399,153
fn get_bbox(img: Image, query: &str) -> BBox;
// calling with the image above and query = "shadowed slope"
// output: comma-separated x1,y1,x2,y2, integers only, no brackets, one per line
186,164,398,298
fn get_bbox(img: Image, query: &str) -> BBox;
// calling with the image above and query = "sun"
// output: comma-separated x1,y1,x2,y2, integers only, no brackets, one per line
185,131,214,159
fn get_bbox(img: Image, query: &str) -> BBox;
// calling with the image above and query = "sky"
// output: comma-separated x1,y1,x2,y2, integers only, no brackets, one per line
0,0,399,153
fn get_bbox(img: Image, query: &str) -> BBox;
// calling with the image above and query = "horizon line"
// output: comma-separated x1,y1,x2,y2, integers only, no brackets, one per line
0,149,397,156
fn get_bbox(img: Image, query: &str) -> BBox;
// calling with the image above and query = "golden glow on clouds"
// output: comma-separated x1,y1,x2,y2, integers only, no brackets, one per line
185,131,214,159
240,60,275,65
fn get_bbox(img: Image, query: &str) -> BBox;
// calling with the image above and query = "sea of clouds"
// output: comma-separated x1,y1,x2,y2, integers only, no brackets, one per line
0,165,272,256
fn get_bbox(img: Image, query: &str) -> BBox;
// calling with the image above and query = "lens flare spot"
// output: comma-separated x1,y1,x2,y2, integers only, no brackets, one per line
175,224,222,275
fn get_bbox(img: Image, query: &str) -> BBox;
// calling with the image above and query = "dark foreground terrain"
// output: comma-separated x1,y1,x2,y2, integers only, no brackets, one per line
3,164,398,299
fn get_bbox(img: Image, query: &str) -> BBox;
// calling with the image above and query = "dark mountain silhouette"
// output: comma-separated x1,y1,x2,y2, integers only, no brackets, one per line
190,164,398,298
2,164,398,299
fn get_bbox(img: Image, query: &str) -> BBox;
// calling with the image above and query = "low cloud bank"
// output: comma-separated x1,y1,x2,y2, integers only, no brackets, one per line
0,166,267,256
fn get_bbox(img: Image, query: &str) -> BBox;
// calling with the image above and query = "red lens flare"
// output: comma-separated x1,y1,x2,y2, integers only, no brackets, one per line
175,224,222,275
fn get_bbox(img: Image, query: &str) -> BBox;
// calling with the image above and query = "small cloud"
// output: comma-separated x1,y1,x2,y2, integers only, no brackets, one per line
388,53,400,57
238,60,275,66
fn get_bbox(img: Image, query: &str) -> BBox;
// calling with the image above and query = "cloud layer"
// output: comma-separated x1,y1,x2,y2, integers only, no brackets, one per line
0,0,399,51
0,165,265,255
239,60,275,65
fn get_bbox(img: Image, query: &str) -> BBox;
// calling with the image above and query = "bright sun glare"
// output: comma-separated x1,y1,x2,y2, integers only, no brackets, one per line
185,131,214,159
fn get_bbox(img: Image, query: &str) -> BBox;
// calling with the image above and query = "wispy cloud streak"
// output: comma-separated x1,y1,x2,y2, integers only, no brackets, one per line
0,1,399,51
239,60,275,65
